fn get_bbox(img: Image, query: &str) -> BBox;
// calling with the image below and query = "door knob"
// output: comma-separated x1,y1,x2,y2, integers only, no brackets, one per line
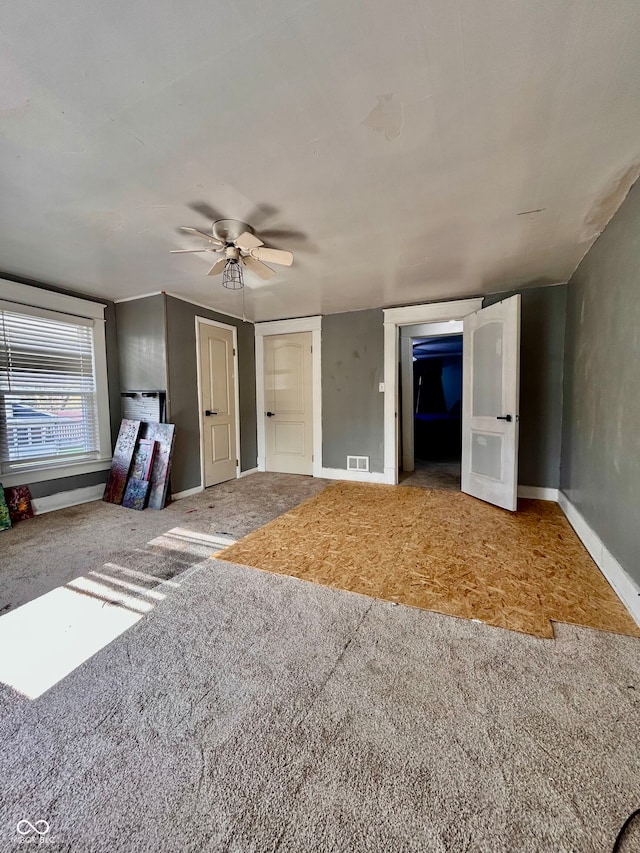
496,414,512,422
266,411,275,417
205,410,218,416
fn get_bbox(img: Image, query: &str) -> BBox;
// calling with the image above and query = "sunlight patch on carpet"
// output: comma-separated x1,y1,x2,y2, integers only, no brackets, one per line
0,577,147,699
0,527,232,699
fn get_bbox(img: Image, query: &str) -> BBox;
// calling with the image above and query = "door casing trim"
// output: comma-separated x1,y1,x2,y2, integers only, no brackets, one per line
383,299,483,485
195,316,241,488
255,316,322,477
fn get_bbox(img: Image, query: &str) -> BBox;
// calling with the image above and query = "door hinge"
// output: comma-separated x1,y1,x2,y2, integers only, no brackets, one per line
310,345,313,353
236,459,239,466
233,348,236,356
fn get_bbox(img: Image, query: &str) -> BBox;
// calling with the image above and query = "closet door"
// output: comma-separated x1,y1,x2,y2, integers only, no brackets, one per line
263,332,313,475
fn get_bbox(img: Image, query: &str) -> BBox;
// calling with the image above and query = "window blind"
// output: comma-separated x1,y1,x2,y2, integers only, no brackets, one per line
0,306,100,471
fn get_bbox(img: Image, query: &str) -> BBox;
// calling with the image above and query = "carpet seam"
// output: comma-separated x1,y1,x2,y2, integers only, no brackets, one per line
269,601,375,853
296,598,375,729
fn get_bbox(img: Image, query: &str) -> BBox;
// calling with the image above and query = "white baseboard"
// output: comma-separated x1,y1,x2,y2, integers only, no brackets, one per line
238,467,259,479
558,491,640,628
319,467,388,484
32,484,105,515
518,486,559,501
171,485,203,500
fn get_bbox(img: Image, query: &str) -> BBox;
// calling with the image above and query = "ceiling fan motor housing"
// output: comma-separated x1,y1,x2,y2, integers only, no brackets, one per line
212,219,253,245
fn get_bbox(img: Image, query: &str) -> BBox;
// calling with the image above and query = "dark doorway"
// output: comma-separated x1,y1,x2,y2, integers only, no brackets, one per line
402,334,462,490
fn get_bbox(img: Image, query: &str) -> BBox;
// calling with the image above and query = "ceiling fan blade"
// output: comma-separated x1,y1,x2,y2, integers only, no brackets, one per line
235,231,263,252
244,203,278,229
260,228,307,241
206,258,226,276
189,202,226,223
242,254,275,280
179,226,224,246
251,246,293,267
170,248,220,253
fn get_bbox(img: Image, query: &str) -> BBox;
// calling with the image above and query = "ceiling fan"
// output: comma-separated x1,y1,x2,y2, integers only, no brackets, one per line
170,218,293,288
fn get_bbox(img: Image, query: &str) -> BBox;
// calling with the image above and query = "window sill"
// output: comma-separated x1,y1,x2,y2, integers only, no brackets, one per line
0,458,113,488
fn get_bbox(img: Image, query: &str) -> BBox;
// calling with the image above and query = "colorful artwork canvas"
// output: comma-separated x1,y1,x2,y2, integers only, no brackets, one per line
0,485,12,531
140,422,176,510
103,419,142,505
129,439,157,482
5,485,34,522
122,478,151,511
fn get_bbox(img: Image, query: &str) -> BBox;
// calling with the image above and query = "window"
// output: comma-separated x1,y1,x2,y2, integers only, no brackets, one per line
0,280,112,483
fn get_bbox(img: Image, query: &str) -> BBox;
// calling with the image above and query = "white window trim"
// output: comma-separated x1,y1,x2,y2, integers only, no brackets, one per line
0,279,106,320
0,279,112,487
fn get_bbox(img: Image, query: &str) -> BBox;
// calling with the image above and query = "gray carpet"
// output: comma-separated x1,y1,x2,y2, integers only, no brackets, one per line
1,474,640,852
0,472,329,614
400,460,461,492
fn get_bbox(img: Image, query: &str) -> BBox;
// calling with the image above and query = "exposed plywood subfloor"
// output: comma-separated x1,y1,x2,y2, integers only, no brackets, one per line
215,482,640,639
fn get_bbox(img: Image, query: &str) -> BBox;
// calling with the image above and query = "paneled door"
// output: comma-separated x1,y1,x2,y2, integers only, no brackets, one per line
198,320,237,487
264,332,313,475
461,294,521,511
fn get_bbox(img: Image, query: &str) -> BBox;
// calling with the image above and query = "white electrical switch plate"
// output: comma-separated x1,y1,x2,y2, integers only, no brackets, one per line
378,382,385,393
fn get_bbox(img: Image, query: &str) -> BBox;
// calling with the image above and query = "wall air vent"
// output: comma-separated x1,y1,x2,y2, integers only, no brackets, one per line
347,455,369,472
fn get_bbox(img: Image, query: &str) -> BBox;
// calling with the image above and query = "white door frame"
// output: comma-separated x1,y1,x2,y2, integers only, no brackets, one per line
195,316,241,488
255,316,322,478
383,299,483,485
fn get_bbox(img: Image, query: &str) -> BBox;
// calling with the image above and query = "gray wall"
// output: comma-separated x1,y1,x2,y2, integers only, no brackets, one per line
322,308,385,473
321,292,566,484
165,295,257,494
104,300,122,449
115,294,167,392
484,284,567,489
561,180,640,583
28,469,113,500
0,277,121,498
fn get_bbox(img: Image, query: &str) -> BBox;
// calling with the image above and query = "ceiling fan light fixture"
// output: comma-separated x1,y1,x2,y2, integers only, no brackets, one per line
173,216,294,288
222,258,244,290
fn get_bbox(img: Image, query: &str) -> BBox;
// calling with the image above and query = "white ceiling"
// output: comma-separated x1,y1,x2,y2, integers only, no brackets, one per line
2,0,640,322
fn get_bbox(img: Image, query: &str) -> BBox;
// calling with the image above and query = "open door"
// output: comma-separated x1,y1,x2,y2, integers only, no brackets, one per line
461,294,521,511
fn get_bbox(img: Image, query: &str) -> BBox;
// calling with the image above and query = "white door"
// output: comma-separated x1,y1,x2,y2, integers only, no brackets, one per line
198,320,237,487
264,332,313,475
461,294,521,511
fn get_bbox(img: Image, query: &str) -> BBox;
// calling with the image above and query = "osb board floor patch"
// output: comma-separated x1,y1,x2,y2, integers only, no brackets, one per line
214,482,640,639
